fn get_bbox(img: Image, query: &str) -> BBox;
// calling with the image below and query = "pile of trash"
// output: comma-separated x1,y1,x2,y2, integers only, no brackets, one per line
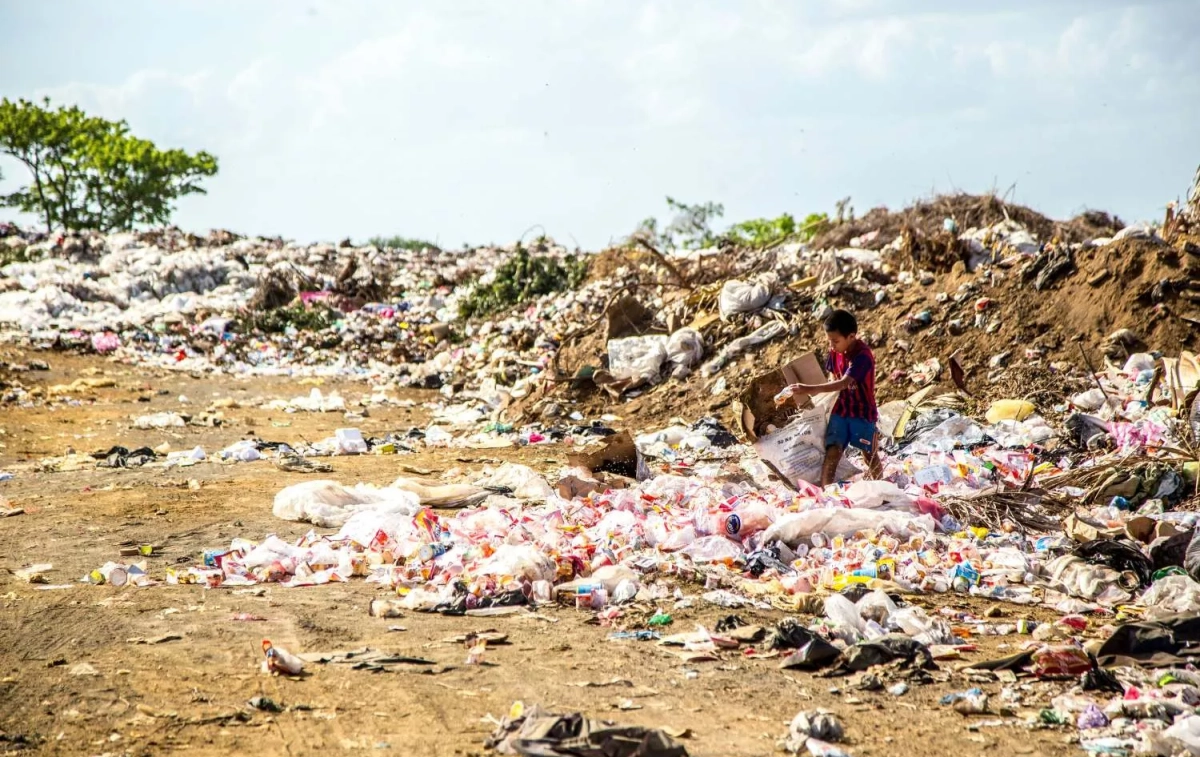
5,179,1200,436
6,179,1200,757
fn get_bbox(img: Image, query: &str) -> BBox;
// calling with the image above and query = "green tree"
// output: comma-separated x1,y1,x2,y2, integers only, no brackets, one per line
0,97,217,232
633,197,725,250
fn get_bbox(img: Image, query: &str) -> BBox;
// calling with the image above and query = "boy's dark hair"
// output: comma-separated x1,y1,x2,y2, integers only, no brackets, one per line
823,309,858,336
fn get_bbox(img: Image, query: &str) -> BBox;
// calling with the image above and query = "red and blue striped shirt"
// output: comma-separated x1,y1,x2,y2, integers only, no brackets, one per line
826,340,878,422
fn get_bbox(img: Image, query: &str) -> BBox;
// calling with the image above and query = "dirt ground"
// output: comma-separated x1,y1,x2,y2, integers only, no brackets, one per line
1,351,1090,757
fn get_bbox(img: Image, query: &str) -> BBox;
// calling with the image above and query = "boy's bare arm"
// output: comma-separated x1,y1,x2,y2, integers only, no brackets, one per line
775,377,851,406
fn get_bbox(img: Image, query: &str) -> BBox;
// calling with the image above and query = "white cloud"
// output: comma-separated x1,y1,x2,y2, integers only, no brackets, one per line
2,1,1197,244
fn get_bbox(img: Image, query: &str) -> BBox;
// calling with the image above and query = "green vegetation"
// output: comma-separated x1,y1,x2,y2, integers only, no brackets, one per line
636,198,836,250
368,235,439,251
458,245,589,319
0,97,217,233
236,303,338,334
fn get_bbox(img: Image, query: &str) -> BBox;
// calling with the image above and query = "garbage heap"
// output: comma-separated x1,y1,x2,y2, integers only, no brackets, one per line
7,177,1200,756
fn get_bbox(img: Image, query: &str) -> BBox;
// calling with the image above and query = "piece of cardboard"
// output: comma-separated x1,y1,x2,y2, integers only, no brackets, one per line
737,352,827,441
567,431,638,479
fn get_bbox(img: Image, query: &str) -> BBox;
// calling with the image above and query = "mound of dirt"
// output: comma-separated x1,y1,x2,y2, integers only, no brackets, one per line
554,234,1200,434
810,193,1122,253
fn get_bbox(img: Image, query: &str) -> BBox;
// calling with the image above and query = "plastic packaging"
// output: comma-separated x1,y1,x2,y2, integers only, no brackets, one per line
680,535,744,563
1139,574,1200,619
985,399,1036,424
718,277,772,320
855,589,897,624
665,328,704,376
475,544,556,583
1031,645,1091,677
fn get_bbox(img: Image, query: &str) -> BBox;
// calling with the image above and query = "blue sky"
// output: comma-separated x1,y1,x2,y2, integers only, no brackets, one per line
2,0,1198,248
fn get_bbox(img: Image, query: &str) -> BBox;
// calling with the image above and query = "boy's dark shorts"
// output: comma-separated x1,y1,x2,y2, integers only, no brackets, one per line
825,413,877,455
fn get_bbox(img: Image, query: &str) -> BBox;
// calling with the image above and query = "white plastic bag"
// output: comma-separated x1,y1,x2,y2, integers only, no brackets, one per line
665,328,704,377
855,589,898,624
474,544,556,583
842,481,915,511
335,428,368,455
700,321,786,377
762,508,935,547
824,594,865,635
607,335,668,383
681,535,744,563
272,480,421,528
718,277,771,320
475,463,556,501
1140,574,1200,619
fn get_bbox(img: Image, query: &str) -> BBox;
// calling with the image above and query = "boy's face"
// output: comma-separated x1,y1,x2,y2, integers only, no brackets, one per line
826,330,855,355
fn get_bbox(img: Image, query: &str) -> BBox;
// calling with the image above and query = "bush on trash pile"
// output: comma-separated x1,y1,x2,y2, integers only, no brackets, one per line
458,245,589,320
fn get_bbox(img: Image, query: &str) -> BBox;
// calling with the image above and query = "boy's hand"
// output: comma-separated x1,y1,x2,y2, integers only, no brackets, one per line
773,383,807,407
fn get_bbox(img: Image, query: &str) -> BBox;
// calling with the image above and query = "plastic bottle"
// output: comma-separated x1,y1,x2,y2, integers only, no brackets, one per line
261,639,304,676
716,503,772,539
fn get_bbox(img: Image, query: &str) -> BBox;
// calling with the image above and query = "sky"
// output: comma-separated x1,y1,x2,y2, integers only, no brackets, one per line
1,0,1198,249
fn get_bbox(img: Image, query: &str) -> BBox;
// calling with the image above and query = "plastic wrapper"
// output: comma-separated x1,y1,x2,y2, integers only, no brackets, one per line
1030,645,1090,677
475,463,556,501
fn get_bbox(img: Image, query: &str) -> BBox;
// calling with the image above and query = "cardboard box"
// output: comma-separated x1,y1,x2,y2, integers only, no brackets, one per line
736,351,858,487
736,352,827,441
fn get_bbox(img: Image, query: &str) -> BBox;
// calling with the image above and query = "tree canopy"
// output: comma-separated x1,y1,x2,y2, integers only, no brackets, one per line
0,97,218,233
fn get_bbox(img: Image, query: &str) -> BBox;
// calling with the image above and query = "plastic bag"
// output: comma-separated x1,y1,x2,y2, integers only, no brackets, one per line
855,589,898,624
475,544,556,583
762,509,936,548
1045,555,1131,606
823,594,865,641
984,399,1035,424
680,535,744,563
665,328,704,377
1140,574,1200,619
220,439,261,462
475,463,556,501
1152,714,1200,756
906,415,984,453
335,509,417,547
700,321,786,377
986,415,1055,448
607,335,668,383
718,277,771,320
842,481,915,511
272,480,421,528
335,428,368,455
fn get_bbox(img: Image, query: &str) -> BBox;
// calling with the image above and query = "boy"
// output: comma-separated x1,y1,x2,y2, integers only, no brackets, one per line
782,309,881,486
